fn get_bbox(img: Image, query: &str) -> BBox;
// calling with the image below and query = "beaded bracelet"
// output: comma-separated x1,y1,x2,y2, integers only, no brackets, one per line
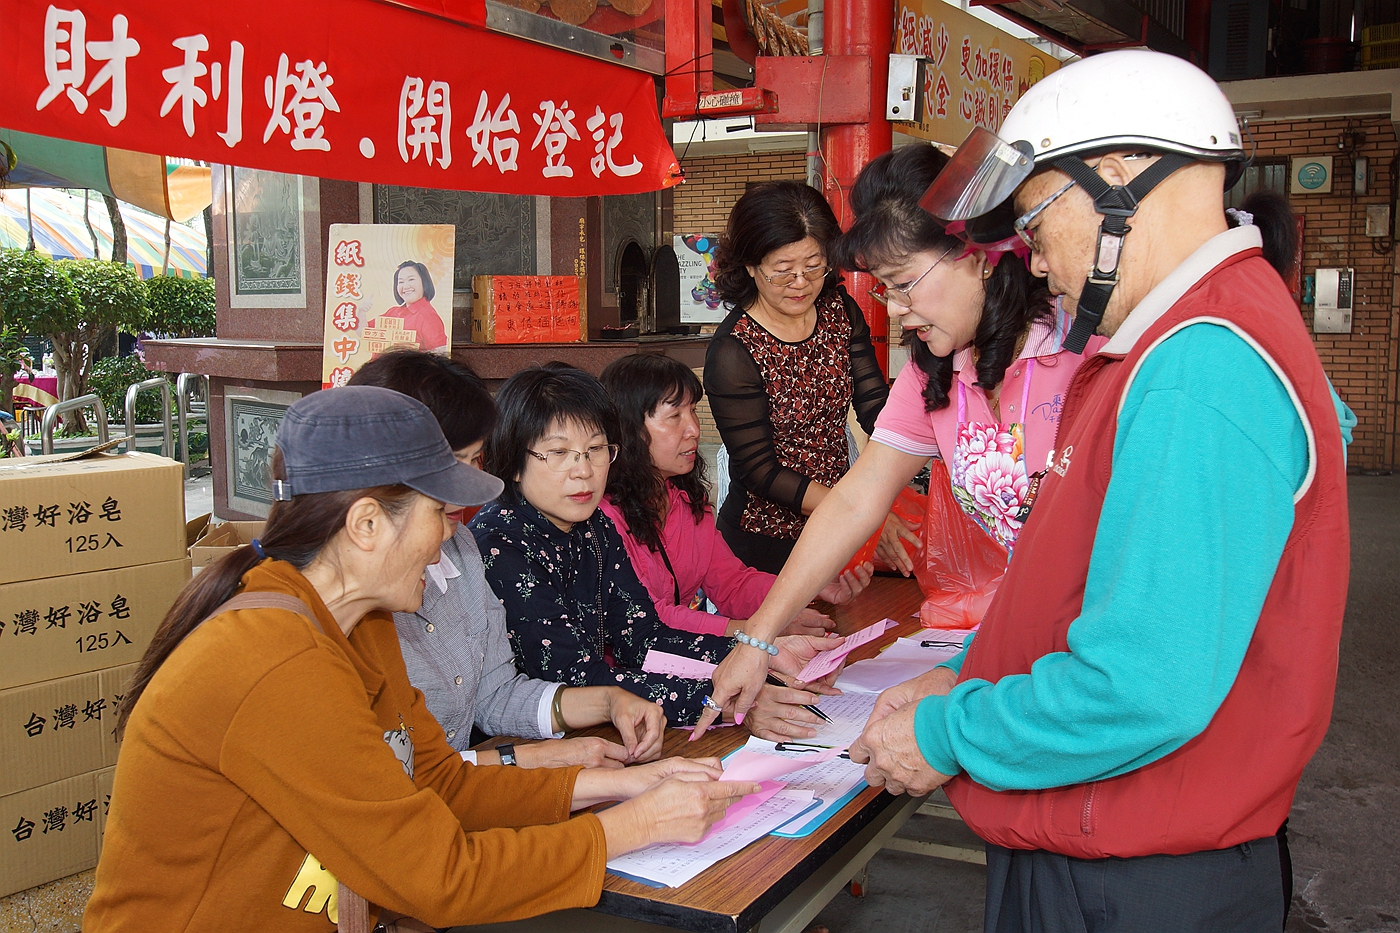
734,630,780,656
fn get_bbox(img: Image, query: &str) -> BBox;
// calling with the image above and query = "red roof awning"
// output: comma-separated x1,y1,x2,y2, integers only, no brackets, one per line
0,0,681,195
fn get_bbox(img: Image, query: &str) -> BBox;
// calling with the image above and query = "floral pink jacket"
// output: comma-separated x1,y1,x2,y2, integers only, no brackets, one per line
600,487,774,637
871,310,1106,552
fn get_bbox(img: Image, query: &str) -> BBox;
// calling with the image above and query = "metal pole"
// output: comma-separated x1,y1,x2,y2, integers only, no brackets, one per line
805,0,825,190
41,395,109,455
175,372,208,472
124,377,174,458
24,188,35,252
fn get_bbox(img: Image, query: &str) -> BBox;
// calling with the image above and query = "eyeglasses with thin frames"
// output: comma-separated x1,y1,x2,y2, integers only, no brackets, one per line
526,444,619,472
1013,153,1159,251
867,246,958,308
756,265,830,288
1013,179,1076,251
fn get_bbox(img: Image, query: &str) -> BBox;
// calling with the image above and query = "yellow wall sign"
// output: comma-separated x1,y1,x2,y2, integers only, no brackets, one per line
894,0,1060,147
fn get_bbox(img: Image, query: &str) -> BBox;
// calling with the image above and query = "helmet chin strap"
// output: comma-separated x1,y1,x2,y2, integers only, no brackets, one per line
1053,154,1192,353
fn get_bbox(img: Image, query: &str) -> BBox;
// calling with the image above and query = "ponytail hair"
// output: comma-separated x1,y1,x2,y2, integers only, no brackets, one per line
1230,191,1297,280
116,450,416,738
835,145,1052,412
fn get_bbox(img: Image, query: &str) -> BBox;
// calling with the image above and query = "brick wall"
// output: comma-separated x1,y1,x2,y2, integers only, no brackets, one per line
1250,115,1400,470
674,151,808,235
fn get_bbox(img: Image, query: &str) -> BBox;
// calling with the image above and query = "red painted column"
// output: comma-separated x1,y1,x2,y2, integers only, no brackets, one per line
821,0,894,374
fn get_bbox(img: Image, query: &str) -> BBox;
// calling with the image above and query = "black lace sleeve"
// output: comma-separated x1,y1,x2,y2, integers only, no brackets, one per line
841,285,891,435
703,326,811,514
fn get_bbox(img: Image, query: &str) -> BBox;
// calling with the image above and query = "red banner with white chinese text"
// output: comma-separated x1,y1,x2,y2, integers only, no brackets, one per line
0,0,683,195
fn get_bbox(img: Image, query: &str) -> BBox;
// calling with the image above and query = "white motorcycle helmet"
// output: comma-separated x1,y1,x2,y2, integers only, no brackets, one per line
921,50,1249,352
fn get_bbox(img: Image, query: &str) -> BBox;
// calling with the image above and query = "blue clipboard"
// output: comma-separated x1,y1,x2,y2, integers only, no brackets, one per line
769,781,868,838
719,747,867,839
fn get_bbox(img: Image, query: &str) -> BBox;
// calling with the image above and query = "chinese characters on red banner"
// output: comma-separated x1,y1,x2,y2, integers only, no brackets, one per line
3,0,682,196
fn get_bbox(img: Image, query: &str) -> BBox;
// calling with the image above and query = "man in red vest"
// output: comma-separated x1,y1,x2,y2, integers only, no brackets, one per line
850,50,1349,932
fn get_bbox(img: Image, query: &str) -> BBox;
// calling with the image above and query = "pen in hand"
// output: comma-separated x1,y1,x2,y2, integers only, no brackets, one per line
766,674,834,723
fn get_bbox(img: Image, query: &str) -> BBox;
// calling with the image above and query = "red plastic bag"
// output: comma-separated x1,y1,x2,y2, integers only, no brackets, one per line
915,459,1008,630
842,486,927,576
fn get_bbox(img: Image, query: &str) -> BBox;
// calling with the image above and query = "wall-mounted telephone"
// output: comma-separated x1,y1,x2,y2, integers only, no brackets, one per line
1313,267,1353,334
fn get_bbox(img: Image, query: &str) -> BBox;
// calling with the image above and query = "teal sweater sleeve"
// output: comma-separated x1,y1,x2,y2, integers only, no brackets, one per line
1328,379,1355,463
913,323,1308,789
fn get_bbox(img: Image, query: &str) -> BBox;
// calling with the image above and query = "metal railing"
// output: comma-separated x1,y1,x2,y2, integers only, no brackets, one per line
176,372,209,471
41,394,109,455
124,377,174,458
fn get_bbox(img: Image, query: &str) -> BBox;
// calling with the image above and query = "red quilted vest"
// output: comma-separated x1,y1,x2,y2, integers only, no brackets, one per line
943,247,1349,858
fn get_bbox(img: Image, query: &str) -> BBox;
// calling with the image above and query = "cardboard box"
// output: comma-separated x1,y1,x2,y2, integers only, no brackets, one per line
186,512,212,548
0,450,186,586
471,275,587,344
0,666,132,797
189,520,264,571
0,560,189,691
0,770,103,898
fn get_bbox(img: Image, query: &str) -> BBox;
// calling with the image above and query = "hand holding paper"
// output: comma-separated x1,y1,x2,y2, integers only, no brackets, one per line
795,620,893,683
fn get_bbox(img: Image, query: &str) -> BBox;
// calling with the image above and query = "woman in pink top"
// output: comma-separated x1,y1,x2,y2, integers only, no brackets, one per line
694,144,1105,734
856,145,1105,570
598,354,868,640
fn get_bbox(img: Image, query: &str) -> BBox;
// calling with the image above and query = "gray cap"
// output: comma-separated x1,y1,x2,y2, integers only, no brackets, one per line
272,386,503,507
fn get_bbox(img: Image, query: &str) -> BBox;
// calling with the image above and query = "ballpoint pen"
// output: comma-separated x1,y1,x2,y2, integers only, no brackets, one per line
921,640,965,649
766,674,834,723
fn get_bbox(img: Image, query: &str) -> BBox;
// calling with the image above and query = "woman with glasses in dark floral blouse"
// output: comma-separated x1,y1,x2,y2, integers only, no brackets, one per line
704,181,891,574
469,364,841,727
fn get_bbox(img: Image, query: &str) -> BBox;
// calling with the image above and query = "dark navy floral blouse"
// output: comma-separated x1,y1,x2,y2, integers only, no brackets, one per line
469,497,734,724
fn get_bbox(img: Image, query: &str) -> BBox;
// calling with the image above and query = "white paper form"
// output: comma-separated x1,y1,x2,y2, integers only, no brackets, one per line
879,632,974,662
799,690,879,749
741,737,868,804
605,790,817,888
833,633,974,694
795,619,894,682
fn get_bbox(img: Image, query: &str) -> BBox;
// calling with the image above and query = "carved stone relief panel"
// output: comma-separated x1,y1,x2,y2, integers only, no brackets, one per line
373,186,535,290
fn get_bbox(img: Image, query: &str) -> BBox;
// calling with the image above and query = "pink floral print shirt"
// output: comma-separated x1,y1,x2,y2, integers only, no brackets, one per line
871,310,1105,553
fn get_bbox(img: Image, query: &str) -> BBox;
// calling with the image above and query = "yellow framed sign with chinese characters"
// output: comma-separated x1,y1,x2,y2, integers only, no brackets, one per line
321,223,455,389
893,0,1060,147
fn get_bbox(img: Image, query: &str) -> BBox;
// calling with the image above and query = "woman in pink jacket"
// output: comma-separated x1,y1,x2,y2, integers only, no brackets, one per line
598,354,869,641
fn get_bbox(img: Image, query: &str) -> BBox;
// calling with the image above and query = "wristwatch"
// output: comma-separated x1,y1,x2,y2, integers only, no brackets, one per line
494,743,518,766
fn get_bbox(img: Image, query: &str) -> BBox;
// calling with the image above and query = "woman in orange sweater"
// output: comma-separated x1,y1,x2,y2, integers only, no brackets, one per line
84,386,755,933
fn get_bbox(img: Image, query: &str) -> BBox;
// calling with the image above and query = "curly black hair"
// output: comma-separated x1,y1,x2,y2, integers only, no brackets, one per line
834,145,1052,412
712,181,842,313
599,354,708,553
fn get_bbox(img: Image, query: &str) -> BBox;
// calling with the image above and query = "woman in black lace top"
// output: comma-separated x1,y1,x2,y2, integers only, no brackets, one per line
704,181,891,573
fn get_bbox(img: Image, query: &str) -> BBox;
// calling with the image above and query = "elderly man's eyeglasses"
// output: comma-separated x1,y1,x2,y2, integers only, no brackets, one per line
527,444,620,472
757,265,830,287
1013,179,1076,251
1013,154,1159,251
867,246,957,308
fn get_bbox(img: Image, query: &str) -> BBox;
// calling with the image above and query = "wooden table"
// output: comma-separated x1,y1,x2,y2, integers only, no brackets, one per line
464,576,931,933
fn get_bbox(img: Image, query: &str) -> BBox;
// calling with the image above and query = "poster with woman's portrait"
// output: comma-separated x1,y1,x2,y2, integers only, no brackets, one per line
321,223,455,388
